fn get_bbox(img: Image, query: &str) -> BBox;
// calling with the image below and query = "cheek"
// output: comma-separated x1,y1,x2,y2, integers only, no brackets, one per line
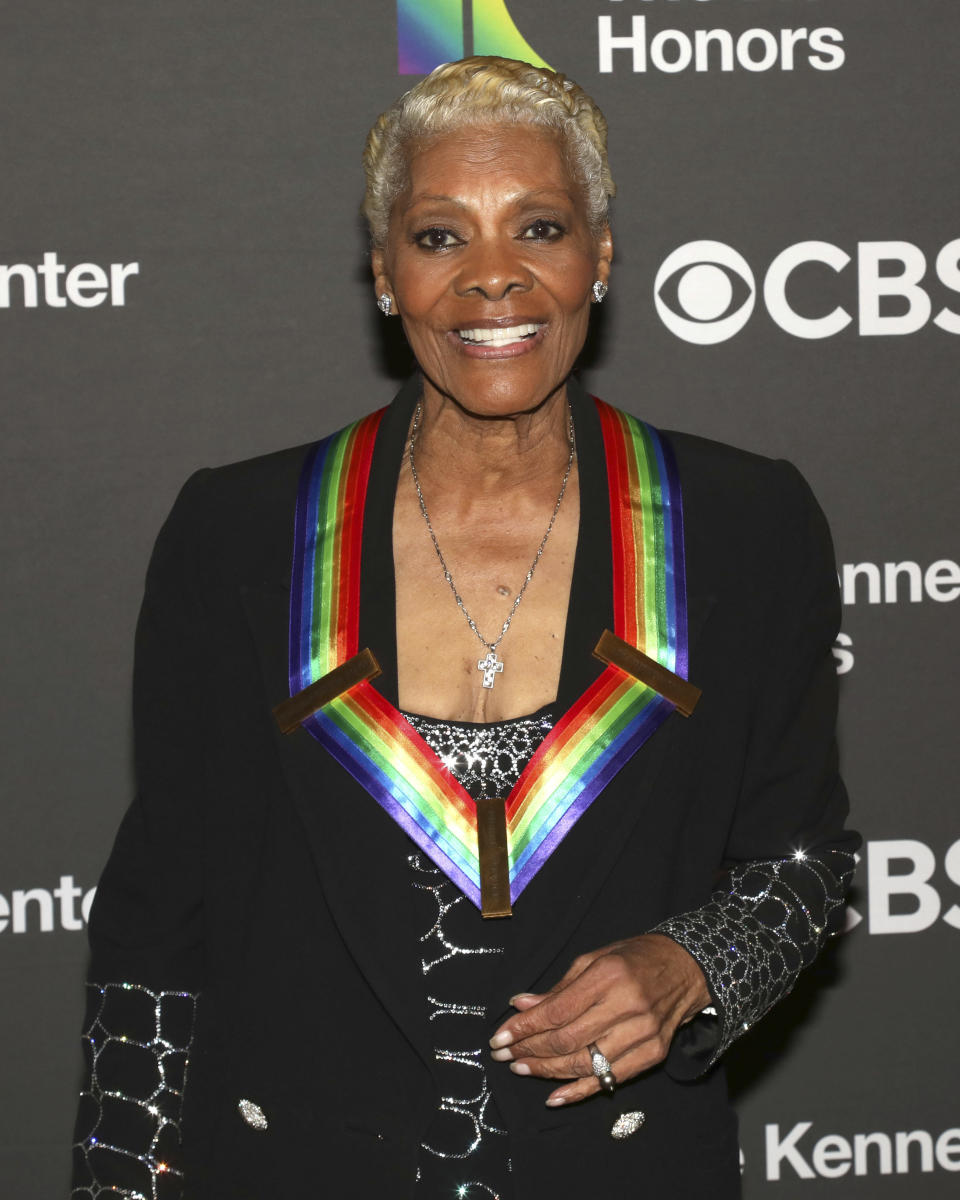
392,265,445,344
556,286,593,340
554,255,598,314
395,266,452,327
398,310,452,375
400,319,445,372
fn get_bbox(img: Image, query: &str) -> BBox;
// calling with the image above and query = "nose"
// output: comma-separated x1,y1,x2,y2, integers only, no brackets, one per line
454,237,533,301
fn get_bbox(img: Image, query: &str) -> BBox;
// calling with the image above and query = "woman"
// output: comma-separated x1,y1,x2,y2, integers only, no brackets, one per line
73,57,857,1199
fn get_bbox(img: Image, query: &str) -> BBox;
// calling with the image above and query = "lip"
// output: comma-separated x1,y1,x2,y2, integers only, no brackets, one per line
447,315,548,359
446,324,547,359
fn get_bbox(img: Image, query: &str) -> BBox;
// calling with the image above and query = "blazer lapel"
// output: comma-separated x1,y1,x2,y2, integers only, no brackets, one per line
239,377,432,1064
241,575,435,1067
479,382,716,1022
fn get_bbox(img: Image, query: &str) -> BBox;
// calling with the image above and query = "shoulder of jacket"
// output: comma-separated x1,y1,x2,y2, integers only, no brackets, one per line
661,427,812,510
154,440,320,590
193,440,316,502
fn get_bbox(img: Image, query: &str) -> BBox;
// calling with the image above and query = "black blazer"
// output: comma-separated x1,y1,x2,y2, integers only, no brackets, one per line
81,377,855,1198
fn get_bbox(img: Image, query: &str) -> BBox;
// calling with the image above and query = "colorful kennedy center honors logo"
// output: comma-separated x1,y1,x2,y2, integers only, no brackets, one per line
397,0,550,74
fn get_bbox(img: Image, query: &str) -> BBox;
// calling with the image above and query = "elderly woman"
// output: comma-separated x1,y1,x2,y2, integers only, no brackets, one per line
73,57,857,1199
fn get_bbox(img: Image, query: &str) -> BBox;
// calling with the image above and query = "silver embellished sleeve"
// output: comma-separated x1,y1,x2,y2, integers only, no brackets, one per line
72,981,198,1200
652,849,857,1069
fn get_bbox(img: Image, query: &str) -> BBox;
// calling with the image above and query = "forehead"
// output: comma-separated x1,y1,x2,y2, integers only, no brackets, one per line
400,123,581,209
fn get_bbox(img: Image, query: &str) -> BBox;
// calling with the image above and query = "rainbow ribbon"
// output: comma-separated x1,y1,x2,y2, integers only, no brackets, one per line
289,399,688,909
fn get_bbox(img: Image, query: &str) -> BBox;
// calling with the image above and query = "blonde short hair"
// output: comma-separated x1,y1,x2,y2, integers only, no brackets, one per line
362,56,615,246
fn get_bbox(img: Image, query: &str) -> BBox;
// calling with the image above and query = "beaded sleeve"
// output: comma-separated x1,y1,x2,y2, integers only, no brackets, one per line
652,848,857,1070
72,982,198,1199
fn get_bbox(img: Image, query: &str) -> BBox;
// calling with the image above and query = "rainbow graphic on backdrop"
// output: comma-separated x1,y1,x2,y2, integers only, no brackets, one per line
398,0,551,75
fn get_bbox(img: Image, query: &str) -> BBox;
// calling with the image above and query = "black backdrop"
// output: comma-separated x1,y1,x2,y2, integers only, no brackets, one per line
2,2,958,1194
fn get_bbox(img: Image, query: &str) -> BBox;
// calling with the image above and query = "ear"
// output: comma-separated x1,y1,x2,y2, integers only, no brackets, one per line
595,224,613,286
371,246,397,313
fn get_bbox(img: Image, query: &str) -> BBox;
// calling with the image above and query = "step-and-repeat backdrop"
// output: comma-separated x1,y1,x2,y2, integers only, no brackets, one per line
2,3,957,1195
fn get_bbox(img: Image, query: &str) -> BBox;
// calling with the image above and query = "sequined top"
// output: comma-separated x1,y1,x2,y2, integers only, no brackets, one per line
402,706,556,1200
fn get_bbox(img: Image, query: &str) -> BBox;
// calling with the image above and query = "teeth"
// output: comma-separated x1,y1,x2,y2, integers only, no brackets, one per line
458,323,542,346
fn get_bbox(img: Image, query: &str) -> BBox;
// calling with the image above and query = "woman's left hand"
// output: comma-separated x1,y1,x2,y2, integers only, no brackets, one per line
488,933,711,1106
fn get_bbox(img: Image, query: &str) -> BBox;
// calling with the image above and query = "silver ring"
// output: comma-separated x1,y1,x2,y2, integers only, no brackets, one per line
588,1042,617,1094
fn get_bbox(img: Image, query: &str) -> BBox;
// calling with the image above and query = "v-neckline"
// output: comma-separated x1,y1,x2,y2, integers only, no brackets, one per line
358,374,613,729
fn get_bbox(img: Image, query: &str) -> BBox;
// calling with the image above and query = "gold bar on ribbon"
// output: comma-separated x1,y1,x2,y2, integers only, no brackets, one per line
476,797,512,919
273,647,382,734
592,630,701,717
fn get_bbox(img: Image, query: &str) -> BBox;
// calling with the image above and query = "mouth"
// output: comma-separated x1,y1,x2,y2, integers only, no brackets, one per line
456,322,544,348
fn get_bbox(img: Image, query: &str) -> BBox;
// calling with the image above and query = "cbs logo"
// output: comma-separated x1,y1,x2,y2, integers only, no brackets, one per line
655,238,960,344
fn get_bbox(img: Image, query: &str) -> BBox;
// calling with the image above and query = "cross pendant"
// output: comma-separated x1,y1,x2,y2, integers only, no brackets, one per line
477,649,504,689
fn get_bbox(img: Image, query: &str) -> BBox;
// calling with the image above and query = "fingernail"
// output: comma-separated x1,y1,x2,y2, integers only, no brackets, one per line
490,1047,513,1062
489,1030,514,1050
510,1062,531,1076
509,993,536,1006
545,1094,567,1107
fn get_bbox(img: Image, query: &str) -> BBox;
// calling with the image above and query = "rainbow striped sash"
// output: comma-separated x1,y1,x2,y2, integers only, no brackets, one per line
288,399,688,909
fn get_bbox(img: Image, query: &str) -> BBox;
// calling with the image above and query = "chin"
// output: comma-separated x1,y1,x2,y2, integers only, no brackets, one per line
426,364,570,420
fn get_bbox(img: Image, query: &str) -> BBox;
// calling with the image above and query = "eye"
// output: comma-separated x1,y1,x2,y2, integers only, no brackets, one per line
414,226,461,251
521,218,565,242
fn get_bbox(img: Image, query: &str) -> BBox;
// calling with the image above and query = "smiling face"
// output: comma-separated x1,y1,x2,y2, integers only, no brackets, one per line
372,123,612,418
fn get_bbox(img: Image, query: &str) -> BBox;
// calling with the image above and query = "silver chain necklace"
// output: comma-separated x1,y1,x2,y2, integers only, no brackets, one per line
408,399,576,689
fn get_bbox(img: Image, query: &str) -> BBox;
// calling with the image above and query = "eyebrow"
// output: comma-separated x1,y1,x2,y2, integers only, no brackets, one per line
406,194,467,210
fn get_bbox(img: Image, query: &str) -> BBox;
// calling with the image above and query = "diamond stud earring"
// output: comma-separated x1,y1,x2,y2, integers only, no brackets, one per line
592,280,608,304
377,293,393,316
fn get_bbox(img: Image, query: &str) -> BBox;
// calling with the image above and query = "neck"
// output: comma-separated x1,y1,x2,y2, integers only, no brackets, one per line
412,380,573,493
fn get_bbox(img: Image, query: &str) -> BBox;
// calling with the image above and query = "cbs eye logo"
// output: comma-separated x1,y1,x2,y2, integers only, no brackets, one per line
654,241,756,345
